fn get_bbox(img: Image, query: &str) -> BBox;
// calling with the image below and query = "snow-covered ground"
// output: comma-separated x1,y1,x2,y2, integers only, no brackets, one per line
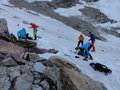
0,0,120,90
54,0,120,28
55,4,84,17
91,0,120,21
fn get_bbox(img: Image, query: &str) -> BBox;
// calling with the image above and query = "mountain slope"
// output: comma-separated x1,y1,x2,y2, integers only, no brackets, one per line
0,0,120,90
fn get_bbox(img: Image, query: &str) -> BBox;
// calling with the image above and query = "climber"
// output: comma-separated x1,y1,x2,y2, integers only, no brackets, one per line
77,42,93,61
77,34,84,47
17,28,26,39
89,32,96,52
30,23,39,40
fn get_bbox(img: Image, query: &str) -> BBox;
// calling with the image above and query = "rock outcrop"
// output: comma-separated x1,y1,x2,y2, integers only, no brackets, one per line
80,6,116,23
44,56,107,90
52,0,80,8
9,0,105,40
0,18,9,34
0,18,10,41
83,0,99,3
0,39,25,55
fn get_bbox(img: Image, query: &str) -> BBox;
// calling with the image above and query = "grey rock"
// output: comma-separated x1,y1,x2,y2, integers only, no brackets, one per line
47,56,81,72
33,72,42,80
80,6,116,23
40,80,50,90
33,62,46,73
12,54,28,65
0,18,9,34
52,0,80,8
21,52,46,62
33,79,41,84
15,72,33,90
16,40,37,50
0,77,11,90
30,47,59,54
0,18,10,41
44,56,106,90
0,57,17,67
0,40,25,55
20,65,33,74
83,0,99,3
32,85,43,90
0,67,11,90
7,66,21,81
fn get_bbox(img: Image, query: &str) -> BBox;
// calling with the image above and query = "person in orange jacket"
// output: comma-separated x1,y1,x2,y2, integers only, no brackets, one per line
77,34,84,47
30,23,39,40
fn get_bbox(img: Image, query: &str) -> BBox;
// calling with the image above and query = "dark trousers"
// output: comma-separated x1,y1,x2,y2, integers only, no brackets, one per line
78,49,93,58
77,40,84,47
34,35,37,40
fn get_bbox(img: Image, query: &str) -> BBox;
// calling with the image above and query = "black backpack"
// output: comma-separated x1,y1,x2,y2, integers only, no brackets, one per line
10,33,17,42
90,62,112,75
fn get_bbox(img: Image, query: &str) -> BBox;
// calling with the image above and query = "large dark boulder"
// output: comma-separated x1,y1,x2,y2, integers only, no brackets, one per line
44,56,107,90
0,18,11,41
16,40,37,50
0,40,25,55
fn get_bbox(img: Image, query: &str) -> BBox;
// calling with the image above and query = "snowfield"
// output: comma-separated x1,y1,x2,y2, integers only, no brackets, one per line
0,0,120,90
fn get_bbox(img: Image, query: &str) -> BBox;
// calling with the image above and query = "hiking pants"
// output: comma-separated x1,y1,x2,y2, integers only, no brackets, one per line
33,28,37,40
91,40,95,50
77,40,84,47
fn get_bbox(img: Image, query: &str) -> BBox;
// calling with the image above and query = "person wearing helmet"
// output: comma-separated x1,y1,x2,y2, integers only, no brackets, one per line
89,32,96,52
17,28,26,39
77,34,84,47
78,42,93,61
30,23,39,40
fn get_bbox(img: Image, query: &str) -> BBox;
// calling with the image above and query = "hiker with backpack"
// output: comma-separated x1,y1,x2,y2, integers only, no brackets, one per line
17,28,27,39
26,33,33,40
77,34,84,47
89,32,96,52
30,23,39,40
76,42,93,61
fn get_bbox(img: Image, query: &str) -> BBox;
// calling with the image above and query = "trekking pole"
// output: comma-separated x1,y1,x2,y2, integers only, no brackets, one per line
17,24,19,30
38,26,45,31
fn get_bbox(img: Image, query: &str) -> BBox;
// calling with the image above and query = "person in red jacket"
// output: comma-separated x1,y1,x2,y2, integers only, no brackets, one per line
77,34,84,47
30,23,39,40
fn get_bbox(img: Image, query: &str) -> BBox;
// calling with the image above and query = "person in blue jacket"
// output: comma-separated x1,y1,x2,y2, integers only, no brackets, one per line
17,28,26,39
78,42,93,60
89,32,96,52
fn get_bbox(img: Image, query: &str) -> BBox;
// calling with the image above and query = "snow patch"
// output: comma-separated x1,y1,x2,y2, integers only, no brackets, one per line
91,0,120,21
55,4,84,17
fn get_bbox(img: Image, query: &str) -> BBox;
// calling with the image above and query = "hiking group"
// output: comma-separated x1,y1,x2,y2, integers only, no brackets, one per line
75,32,96,61
9,25,112,75
10,23,39,42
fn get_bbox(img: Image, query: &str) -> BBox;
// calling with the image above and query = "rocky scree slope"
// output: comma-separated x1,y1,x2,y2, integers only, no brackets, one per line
9,0,120,41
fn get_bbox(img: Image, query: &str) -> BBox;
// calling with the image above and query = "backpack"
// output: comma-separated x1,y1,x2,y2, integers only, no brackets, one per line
10,33,17,43
90,62,112,75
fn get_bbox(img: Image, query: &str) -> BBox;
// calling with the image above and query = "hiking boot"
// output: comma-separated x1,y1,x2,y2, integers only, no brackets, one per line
83,58,88,61
89,57,93,60
91,49,95,52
